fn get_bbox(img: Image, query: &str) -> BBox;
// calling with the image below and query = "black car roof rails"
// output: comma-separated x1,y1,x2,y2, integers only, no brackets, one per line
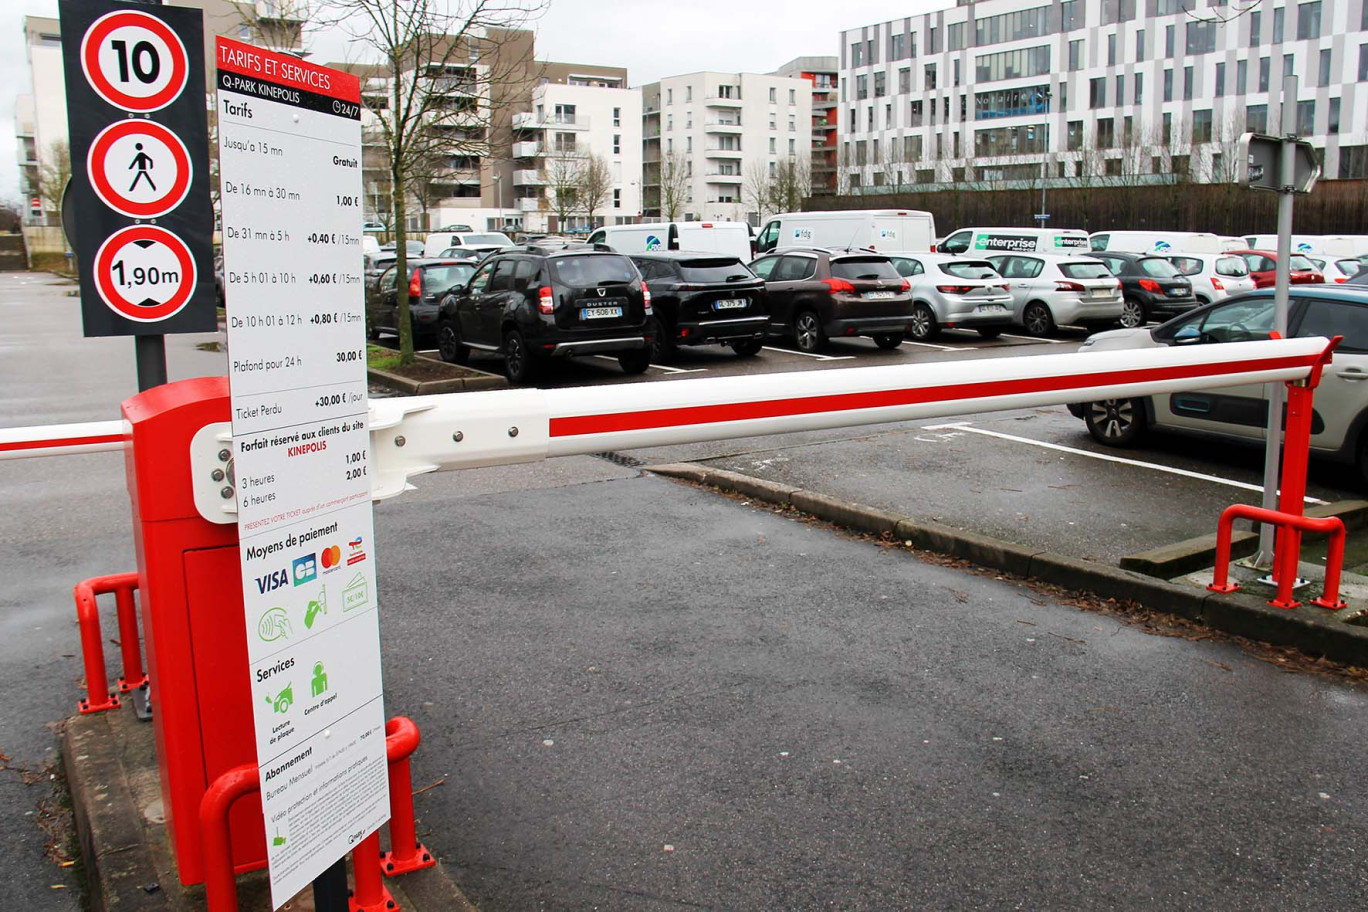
506,243,615,256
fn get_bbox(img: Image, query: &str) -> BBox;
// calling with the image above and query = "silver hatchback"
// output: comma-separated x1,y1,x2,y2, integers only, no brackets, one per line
986,254,1124,337
888,253,1015,340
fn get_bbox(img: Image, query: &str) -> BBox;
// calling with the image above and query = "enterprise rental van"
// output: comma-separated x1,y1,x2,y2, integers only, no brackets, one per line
938,227,1089,255
586,222,752,260
754,210,937,255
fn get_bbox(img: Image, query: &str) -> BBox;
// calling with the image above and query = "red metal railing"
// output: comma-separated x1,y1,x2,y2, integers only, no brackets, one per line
1209,505,1347,609
381,716,433,876
73,573,144,713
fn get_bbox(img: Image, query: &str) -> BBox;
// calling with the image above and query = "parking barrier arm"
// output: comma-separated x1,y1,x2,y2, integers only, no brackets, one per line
0,419,129,459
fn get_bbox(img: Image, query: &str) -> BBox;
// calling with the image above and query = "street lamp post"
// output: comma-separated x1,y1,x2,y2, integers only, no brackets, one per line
493,173,503,231
1035,88,1052,225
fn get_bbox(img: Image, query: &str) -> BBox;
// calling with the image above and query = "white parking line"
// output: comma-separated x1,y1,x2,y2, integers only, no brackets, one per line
591,355,707,374
919,421,1328,505
999,333,1069,344
900,340,976,352
761,346,856,361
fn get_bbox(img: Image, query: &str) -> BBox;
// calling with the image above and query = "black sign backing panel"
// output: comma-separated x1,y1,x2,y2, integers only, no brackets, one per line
59,0,215,337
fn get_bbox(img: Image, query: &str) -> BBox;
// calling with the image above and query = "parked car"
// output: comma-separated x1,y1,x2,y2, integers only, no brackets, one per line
886,253,1013,340
438,246,495,261
629,251,768,361
379,240,426,257
1230,249,1325,288
754,210,936,257
588,222,753,260
984,254,1124,336
367,258,478,344
937,227,1089,256
1067,287,1368,485
747,247,914,352
1091,251,1199,327
1307,256,1363,284
1164,252,1258,305
436,248,653,382
422,231,515,258
364,251,398,293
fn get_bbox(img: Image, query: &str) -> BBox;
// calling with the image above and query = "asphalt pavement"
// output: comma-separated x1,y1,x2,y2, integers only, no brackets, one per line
4,273,1368,910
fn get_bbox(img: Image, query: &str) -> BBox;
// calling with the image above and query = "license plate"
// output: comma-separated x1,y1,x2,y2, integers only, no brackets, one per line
581,306,623,319
1168,287,1189,297
864,291,896,300
1090,288,1113,298
976,304,1007,314
714,298,747,310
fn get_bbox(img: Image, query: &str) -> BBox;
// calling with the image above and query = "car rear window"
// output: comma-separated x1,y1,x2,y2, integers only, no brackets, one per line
1060,262,1114,279
462,234,512,246
1289,254,1318,271
1138,257,1182,278
1215,256,1249,277
678,259,753,283
1170,256,1203,275
549,255,638,286
830,257,901,281
938,260,998,279
422,264,475,292
1338,259,1363,276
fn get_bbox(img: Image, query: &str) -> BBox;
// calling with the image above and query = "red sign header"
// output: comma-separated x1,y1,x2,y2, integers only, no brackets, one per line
216,36,359,103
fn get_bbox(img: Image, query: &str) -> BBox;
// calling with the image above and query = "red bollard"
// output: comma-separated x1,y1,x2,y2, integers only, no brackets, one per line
349,831,399,912
382,716,434,876
111,575,147,691
1209,504,1348,610
199,764,260,912
74,580,119,714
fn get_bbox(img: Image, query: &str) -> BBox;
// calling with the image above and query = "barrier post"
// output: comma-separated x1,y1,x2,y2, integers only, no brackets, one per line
74,581,118,714
382,716,434,876
349,831,398,912
112,576,147,692
199,764,260,912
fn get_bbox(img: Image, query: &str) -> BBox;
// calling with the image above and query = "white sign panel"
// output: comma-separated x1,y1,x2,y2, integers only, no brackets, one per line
215,37,386,908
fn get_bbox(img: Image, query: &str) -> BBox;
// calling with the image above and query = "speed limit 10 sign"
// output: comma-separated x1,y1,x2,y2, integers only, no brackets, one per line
59,0,214,337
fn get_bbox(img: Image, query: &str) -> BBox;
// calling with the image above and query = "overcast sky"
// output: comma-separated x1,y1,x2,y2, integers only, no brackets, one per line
0,0,950,200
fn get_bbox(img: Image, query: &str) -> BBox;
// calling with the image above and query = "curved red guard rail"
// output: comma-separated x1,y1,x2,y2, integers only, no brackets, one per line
73,572,143,713
199,763,260,912
1209,504,1347,610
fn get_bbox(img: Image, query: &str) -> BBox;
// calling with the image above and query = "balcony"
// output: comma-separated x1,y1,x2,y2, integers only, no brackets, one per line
513,169,545,186
516,197,543,212
704,120,743,133
705,95,743,108
254,0,307,23
704,148,743,158
513,112,589,130
705,173,743,183
512,141,543,158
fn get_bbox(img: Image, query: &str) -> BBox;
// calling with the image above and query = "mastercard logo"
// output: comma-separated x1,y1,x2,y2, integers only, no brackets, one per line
321,545,342,569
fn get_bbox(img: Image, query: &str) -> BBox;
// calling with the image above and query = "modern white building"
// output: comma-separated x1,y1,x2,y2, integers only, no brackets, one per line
838,0,1368,193
641,71,814,223
15,17,66,224
509,65,643,233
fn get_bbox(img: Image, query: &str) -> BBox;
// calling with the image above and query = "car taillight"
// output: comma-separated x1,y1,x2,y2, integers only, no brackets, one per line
1055,280,1085,292
1138,278,1161,292
408,270,422,298
998,284,1010,291
900,278,911,291
823,277,856,294
936,285,973,294
1210,277,1224,291
538,285,554,314
1336,277,1348,283
642,280,652,314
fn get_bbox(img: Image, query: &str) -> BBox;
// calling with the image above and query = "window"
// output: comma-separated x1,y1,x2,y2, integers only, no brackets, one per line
1124,114,1134,145
1164,68,1173,102
1097,117,1115,148
1237,59,1247,94
1284,54,1295,84
1361,45,1368,81
1296,298,1368,352
890,32,907,60
851,41,863,67
1068,120,1084,150
1272,6,1284,42
975,5,1052,45
769,113,777,129
686,86,692,102
972,84,1054,119
789,89,796,104
1259,57,1270,93
1192,109,1213,143
769,87,776,102
856,74,868,100
789,114,797,131
1163,111,1172,141
1249,10,1261,46
874,72,886,97
1108,33,1117,66
1297,99,1316,135
905,134,923,159
1319,49,1332,87
867,37,877,65
1090,77,1106,108
1186,20,1217,54
1061,1,1082,30
769,137,776,153
948,22,966,52
953,132,961,157
899,68,911,93
1134,71,1144,104
925,63,937,89
929,26,939,54
954,59,961,87
1069,39,1083,71
789,138,796,155
613,188,621,209
1102,0,1136,25
977,45,1052,82
1329,97,1341,133
1136,29,1145,62
1183,65,1193,101
1297,2,1321,40
1247,103,1268,133
1165,24,1174,57
910,100,923,126
866,107,874,130
612,134,620,154
612,107,620,127
686,136,692,151
1115,74,1124,104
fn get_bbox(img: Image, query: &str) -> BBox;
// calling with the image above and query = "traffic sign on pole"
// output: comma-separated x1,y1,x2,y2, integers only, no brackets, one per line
1237,132,1321,194
59,0,213,338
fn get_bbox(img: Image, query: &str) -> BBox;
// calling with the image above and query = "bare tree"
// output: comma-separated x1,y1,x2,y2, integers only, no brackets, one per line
659,150,690,221
835,144,854,196
577,153,612,230
542,150,583,233
770,157,811,213
742,159,772,218
37,140,70,227
325,0,546,363
224,0,314,55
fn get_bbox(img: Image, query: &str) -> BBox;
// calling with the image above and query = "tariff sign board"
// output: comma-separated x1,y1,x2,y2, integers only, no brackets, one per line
59,0,214,337
215,37,386,909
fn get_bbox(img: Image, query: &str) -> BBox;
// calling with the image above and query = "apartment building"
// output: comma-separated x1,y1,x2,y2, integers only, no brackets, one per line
510,63,643,233
838,0,1368,194
641,71,814,223
774,57,840,196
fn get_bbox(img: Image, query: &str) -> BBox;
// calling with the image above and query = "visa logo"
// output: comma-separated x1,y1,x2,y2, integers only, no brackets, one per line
256,569,289,594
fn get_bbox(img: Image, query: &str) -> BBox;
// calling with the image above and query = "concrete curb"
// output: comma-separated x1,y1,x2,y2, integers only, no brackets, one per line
649,464,1368,666
368,359,508,395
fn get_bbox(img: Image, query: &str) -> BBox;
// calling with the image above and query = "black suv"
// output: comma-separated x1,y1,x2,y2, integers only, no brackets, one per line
1092,251,1198,328
747,247,913,352
629,252,769,361
368,258,478,344
437,249,653,382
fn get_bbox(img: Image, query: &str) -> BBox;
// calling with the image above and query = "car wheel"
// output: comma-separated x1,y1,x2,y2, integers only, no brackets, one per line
1084,398,1146,446
366,317,381,341
437,320,468,365
794,310,826,353
730,339,763,357
503,329,538,384
872,332,904,350
976,327,1003,340
1119,297,1146,329
1022,301,1056,337
618,347,652,374
648,317,674,364
907,303,940,341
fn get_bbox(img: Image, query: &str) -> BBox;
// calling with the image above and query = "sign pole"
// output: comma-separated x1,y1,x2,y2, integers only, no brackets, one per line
311,858,349,912
1252,75,1300,569
135,335,168,391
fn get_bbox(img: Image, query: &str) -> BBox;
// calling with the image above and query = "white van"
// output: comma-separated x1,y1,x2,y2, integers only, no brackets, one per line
586,222,752,260
754,209,937,256
1089,231,1225,255
422,230,515,258
1244,235,1368,258
938,227,1089,256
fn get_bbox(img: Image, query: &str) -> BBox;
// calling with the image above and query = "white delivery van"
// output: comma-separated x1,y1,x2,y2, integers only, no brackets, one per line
422,230,515,258
1244,235,1368,258
1089,231,1225,255
754,210,937,256
586,221,753,260
937,227,1089,256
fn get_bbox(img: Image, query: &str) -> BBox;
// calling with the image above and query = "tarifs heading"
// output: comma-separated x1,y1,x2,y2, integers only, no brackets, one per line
219,44,332,92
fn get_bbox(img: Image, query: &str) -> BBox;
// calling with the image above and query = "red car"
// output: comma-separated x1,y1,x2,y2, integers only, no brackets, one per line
1230,249,1325,288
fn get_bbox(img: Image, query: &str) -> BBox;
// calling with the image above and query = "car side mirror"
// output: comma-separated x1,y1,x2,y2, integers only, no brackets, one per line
1173,326,1202,345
